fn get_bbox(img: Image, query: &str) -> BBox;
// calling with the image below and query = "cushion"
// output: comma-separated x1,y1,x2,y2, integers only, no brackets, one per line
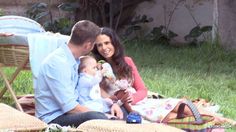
78,119,184,132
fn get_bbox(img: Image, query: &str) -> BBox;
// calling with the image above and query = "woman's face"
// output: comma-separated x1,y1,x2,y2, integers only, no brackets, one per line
95,34,115,60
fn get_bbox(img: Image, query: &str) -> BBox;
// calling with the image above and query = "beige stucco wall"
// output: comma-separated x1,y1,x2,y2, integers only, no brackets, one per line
135,0,213,43
218,0,236,49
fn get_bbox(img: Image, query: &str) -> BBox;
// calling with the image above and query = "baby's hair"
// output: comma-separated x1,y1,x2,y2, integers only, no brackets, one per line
79,56,96,72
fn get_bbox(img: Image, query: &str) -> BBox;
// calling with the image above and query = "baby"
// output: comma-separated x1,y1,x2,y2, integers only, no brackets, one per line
76,56,113,113
77,56,135,115
98,60,136,113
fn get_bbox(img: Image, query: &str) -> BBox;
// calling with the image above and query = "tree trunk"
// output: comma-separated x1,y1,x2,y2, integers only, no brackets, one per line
218,0,236,49
212,0,218,44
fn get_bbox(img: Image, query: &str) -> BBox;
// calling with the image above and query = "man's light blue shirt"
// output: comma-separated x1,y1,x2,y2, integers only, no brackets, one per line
35,44,80,123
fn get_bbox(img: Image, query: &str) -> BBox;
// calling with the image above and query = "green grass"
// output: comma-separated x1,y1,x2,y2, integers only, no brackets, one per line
0,40,235,130
124,40,236,131
0,68,33,105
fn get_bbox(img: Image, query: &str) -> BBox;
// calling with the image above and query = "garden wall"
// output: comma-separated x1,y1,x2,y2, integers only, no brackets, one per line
135,0,213,44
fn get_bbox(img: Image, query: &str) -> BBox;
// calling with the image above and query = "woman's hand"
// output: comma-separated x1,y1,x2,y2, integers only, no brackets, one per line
110,103,123,119
121,92,133,103
124,89,134,103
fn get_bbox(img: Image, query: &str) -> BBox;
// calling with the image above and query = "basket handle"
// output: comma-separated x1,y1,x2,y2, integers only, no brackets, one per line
176,100,203,124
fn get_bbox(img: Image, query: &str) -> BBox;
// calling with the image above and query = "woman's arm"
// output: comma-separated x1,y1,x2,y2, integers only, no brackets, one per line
125,57,148,104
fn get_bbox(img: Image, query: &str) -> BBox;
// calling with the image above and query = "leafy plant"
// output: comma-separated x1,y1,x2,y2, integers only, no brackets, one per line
184,25,212,46
58,0,153,31
148,26,178,45
58,2,79,12
0,8,4,16
44,18,73,35
26,2,73,35
145,0,182,45
26,3,49,22
26,0,153,35
124,15,153,39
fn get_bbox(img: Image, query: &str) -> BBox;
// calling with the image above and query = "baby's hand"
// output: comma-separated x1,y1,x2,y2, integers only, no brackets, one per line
97,63,103,70
102,63,116,80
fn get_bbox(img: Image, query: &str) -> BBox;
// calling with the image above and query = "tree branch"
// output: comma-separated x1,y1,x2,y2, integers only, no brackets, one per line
115,0,123,31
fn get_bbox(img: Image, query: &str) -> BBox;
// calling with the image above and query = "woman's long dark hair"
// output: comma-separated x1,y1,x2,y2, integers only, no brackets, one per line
92,27,132,80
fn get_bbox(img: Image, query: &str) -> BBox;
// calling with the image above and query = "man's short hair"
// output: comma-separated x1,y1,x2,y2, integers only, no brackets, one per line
69,20,100,45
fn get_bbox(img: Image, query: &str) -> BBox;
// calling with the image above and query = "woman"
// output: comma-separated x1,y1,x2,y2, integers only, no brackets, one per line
92,27,181,122
92,27,236,125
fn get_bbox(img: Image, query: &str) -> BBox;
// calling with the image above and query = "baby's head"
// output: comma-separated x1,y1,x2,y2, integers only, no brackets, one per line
79,56,98,76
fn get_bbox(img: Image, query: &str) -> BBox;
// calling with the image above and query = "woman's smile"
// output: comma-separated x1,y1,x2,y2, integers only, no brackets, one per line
103,49,112,56
95,34,115,59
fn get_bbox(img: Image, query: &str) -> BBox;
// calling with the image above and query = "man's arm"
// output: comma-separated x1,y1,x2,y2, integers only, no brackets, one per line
67,104,91,114
44,59,81,113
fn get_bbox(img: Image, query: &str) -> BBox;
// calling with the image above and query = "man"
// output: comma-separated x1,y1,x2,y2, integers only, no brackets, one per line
35,20,123,127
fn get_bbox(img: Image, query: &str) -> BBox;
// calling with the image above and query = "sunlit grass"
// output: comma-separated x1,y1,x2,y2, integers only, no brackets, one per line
0,68,33,105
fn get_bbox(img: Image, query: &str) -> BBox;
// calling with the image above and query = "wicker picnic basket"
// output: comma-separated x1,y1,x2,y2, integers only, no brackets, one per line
0,44,30,69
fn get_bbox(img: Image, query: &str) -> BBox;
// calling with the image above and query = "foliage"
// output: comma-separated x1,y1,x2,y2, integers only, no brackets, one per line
26,3,49,21
58,2,79,12
0,8,4,16
184,25,212,46
124,15,153,39
148,25,178,45
145,0,182,45
25,0,153,35
58,0,153,31
26,2,73,35
145,0,214,46
44,18,73,35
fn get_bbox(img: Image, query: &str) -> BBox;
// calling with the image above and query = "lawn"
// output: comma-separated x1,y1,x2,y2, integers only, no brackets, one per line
0,40,236,131
125,40,236,131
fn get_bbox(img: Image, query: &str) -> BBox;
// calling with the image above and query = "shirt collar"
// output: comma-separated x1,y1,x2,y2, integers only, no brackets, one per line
61,44,80,69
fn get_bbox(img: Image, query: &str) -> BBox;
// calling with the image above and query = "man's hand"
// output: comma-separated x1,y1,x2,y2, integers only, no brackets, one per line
110,103,123,119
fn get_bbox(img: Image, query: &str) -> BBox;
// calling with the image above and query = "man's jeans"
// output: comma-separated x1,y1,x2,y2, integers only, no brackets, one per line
50,106,128,127
49,111,108,127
